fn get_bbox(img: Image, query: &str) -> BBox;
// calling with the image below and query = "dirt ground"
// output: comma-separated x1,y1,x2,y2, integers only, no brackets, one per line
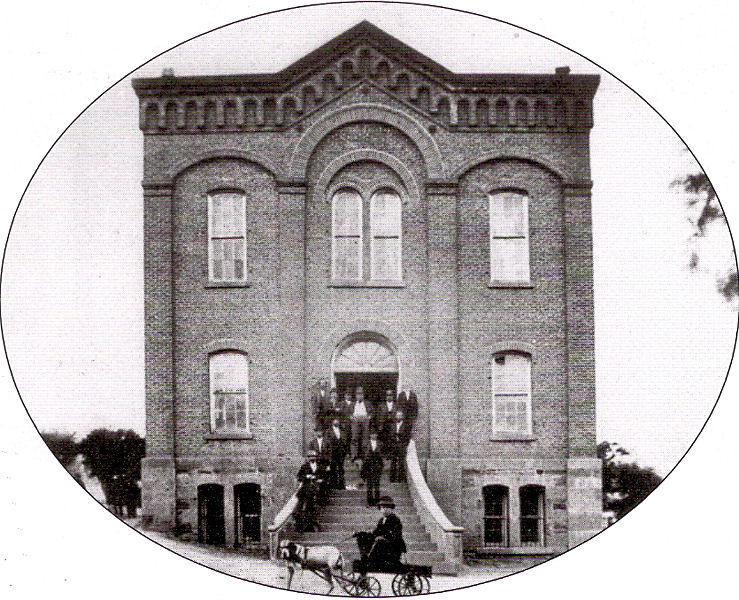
137,526,536,595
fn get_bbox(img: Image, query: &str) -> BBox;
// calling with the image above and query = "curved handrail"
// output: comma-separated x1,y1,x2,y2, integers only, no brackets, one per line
405,440,463,533
268,488,300,559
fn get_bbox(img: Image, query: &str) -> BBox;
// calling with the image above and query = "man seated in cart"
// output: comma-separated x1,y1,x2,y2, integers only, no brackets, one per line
354,495,407,573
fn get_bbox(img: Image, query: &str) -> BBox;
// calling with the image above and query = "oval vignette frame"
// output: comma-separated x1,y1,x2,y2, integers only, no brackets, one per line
1,2,737,599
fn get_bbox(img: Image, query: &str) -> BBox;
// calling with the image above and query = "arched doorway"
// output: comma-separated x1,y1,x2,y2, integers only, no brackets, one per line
332,332,399,407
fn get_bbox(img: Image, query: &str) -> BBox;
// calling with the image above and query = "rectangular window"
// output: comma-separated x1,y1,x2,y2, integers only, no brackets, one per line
209,351,249,432
208,192,246,282
483,486,509,547
492,353,532,434
489,191,530,283
332,189,362,280
370,190,402,280
520,486,545,546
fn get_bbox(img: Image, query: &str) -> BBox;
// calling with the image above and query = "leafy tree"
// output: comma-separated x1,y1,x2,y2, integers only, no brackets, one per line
675,172,738,306
41,431,79,469
598,441,663,521
77,429,145,517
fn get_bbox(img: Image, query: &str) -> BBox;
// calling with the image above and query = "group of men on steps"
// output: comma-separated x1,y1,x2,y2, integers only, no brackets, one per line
295,386,418,532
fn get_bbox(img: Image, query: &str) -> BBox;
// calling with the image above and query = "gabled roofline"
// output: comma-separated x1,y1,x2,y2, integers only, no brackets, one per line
132,20,600,98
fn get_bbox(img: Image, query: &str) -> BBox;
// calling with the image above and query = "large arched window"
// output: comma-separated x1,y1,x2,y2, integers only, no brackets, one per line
209,350,249,432
370,189,402,280
492,351,532,435
489,190,530,283
208,191,246,283
332,188,363,280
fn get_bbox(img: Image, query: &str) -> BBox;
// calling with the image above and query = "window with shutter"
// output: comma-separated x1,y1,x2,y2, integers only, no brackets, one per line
492,352,532,435
489,191,530,283
209,351,249,433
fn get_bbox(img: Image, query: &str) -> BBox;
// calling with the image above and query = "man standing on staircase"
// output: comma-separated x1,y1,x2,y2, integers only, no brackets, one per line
327,417,347,490
388,410,412,482
296,450,325,532
350,386,370,461
360,429,383,507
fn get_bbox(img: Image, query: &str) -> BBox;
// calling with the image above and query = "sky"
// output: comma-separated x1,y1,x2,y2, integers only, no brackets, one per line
1,2,738,598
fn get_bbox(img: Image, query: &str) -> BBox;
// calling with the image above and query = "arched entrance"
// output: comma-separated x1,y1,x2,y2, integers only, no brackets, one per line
332,332,399,406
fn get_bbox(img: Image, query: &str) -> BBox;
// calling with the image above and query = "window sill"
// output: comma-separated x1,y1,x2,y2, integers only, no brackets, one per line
478,546,559,556
205,281,250,289
488,280,533,289
204,431,253,440
329,280,406,288
490,434,537,442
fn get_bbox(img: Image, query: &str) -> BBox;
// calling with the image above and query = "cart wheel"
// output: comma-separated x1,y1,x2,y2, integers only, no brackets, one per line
355,575,381,597
338,573,360,596
420,575,431,594
393,572,425,596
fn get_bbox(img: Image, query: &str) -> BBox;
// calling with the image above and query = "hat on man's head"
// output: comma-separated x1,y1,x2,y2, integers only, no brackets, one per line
377,496,395,508
307,450,318,458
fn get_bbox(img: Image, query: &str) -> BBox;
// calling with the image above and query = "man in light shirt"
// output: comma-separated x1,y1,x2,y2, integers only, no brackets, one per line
350,386,370,461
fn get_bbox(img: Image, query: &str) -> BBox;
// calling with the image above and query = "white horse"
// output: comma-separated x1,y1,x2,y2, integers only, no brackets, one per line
278,540,344,593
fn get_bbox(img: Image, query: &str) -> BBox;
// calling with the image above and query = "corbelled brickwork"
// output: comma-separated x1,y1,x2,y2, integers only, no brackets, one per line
134,21,601,557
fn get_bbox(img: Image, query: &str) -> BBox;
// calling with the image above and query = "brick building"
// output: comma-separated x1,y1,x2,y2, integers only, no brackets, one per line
133,22,602,568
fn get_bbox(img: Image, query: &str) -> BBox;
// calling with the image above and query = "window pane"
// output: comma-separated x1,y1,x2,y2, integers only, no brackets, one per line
490,192,527,236
334,237,361,279
493,354,530,394
333,190,361,235
372,237,401,280
491,238,529,281
371,190,401,236
210,192,246,281
210,352,249,431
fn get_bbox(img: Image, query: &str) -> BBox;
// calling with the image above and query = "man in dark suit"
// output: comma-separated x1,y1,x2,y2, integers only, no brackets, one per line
356,496,407,572
327,417,348,489
339,391,354,451
403,390,419,432
376,389,397,447
360,430,384,507
308,424,331,502
296,450,325,532
318,387,340,431
388,410,412,482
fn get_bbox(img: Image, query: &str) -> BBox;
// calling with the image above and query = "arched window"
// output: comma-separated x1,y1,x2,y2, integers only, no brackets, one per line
520,485,545,546
209,351,249,432
492,351,532,435
332,188,363,280
483,485,509,547
370,189,402,280
208,191,246,283
489,191,530,283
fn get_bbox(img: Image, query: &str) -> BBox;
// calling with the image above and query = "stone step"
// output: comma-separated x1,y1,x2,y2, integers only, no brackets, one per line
341,550,446,566
317,521,428,535
288,535,436,552
319,510,421,529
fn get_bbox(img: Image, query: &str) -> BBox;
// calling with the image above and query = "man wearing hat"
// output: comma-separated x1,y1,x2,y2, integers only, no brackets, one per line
357,495,407,571
327,417,348,489
308,425,331,503
296,450,325,532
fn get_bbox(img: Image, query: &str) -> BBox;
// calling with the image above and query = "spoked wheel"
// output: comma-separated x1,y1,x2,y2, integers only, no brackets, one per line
392,572,425,596
337,573,361,596
419,575,431,594
353,575,381,597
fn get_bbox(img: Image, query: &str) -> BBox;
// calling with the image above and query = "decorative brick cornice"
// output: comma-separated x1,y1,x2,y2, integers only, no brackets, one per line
451,153,568,182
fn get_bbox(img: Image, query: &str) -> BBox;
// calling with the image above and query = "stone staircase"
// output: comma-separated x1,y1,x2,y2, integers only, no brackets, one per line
289,460,454,574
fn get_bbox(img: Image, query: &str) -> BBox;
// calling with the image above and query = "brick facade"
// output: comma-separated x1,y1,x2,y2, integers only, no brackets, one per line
134,21,601,554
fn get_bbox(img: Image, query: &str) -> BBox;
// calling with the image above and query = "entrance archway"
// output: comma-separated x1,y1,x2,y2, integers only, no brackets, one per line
332,332,399,407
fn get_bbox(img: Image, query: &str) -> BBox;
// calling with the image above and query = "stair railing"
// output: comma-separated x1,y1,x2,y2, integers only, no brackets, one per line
267,488,300,559
404,439,464,572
